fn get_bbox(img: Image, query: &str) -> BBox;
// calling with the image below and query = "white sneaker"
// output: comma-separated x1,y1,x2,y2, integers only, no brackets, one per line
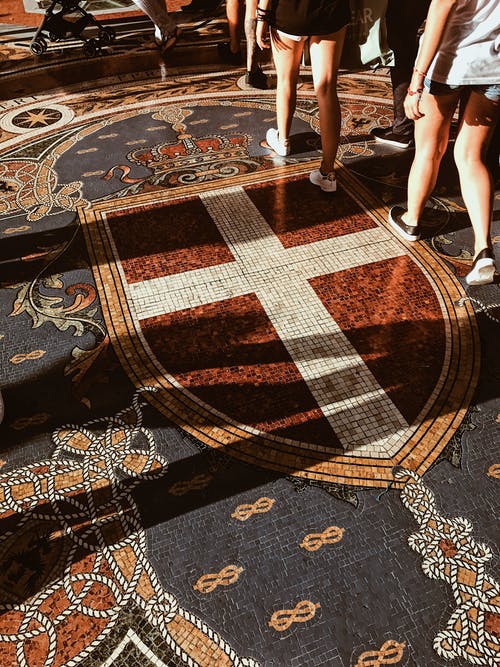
465,248,496,286
266,128,290,156
309,168,337,193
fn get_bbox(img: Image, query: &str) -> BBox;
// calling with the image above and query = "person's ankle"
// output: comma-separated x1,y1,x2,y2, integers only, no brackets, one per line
474,242,492,258
401,211,419,227
320,164,334,176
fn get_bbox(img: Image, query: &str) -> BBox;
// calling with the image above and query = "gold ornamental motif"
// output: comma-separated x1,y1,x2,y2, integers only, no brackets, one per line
487,463,500,479
268,600,320,632
9,349,46,365
231,497,275,521
300,526,345,552
168,473,213,496
193,565,244,594
354,640,405,666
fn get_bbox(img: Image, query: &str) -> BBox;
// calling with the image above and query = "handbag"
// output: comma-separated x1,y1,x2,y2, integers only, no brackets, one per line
341,0,394,69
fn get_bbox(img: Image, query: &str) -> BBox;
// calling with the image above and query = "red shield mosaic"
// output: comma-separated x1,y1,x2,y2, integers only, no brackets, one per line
81,165,478,489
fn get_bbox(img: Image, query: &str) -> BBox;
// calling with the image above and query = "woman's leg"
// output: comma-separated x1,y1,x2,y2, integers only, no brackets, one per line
226,0,243,54
270,32,304,141
403,90,459,226
453,90,500,256
308,27,346,174
132,0,176,41
245,0,258,71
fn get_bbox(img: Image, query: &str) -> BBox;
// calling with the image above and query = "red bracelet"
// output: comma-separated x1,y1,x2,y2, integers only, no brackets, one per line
407,88,423,96
413,67,427,77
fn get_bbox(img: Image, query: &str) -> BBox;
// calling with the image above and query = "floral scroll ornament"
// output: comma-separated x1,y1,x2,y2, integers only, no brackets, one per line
9,274,109,407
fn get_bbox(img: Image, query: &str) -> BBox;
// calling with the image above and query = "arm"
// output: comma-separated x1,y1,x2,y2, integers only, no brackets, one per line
255,1,273,49
405,0,457,119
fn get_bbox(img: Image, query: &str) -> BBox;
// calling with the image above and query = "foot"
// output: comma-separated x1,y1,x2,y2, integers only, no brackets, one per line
266,128,290,156
371,127,414,149
217,41,243,66
465,247,496,286
156,26,181,56
245,67,267,89
388,206,421,241
309,168,337,193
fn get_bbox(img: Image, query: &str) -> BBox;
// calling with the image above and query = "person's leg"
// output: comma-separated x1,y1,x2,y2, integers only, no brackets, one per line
453,90,500,257
245,0,258,71
386,0,430,136
244,0,267,87
372,0,430,147
308,27,346,174
218,0,244,63
402,89,459,226
227,0,242,53
270,31,304,143
132,0,176,42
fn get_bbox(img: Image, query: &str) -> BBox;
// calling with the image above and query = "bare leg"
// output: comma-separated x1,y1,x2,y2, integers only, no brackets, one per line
245,0,258,71
309,27,346,174
226,0,243,53
403,90,459,226
453,91,499,256
270,31,304,141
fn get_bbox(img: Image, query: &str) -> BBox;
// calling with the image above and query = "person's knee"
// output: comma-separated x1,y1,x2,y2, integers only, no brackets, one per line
453,139,483,172
313,77,335,99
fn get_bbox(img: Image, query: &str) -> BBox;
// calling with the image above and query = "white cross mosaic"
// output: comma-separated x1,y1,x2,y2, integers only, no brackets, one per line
123,186,415,457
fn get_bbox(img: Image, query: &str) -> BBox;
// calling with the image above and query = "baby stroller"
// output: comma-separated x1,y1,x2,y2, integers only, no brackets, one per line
30,0,116,57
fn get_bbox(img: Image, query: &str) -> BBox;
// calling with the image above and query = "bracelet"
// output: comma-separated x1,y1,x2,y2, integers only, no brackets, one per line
413,67,427,77
256,7,273,21
407,87,423,96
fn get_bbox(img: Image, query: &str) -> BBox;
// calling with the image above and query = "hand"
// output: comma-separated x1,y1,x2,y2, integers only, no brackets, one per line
256,20,270,49
404,90,424,121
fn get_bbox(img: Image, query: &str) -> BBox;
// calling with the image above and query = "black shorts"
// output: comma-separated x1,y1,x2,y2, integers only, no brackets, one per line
273,0,350,37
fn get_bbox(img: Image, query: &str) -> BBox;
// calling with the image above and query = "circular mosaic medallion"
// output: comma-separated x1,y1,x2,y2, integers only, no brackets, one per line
0,103,74,134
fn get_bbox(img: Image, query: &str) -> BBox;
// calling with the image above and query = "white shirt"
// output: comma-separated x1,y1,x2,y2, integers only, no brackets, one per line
426,0,500,85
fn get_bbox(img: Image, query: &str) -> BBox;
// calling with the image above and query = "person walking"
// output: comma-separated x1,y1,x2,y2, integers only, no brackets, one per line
389,0,499,286
132,0,180,55
256,0,350,192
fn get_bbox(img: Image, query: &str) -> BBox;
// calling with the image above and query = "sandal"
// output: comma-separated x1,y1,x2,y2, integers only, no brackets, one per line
160,26,181,57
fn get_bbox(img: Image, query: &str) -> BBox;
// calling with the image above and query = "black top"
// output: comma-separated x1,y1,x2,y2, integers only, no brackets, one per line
273,0,351,36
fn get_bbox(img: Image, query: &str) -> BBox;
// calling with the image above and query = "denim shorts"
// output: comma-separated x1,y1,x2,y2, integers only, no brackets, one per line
424,78,500,102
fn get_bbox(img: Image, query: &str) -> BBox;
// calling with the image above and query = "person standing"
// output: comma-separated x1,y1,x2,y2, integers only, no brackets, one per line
256,0,350,191
389,0,500,286
370,0,431,148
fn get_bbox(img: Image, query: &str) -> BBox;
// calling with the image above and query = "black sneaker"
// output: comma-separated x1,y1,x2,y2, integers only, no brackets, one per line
217,41,243,65
371,126,414,149
245,67,267,89
388,206,421,241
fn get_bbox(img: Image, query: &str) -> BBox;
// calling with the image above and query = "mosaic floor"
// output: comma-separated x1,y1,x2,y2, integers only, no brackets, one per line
0,17,499,667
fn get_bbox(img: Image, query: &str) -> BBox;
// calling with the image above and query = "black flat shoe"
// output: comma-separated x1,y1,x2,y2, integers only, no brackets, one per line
217,41,243,65
388,206,421,241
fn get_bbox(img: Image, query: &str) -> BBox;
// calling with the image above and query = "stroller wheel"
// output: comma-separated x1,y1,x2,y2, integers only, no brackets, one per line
82,38,100,57
30,37,48,55
98,27,116,45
